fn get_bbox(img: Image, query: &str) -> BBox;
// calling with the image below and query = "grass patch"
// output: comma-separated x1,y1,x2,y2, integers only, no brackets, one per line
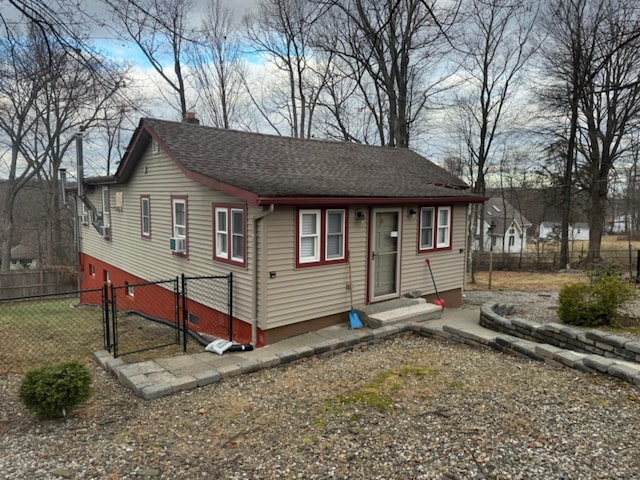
0,298,105,374
467,271,589,291
322,364,435,415
0,297,200,374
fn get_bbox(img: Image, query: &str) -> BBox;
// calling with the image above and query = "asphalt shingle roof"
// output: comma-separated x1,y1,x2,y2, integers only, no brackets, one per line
116,118,480,202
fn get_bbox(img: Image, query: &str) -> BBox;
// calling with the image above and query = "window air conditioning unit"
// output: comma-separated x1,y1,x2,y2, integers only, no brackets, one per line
170,237,186,253
100,226,111,238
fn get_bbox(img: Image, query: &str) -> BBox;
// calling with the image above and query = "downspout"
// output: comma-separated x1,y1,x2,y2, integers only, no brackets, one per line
252,204,275,346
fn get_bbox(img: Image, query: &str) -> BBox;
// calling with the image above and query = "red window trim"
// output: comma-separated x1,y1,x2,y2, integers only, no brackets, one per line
140,195,151,239
171,195,188,258
212,203,247,268
296,207,348,268
417,205,453,253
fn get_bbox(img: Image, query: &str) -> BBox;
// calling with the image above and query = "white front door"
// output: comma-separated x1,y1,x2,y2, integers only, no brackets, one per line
369,208,401,302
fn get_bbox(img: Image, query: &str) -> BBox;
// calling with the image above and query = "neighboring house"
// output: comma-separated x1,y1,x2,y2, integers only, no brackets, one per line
74,116,484,347
538,222,589,241
10,244,36,270
476,198,531,253
608,213,640,234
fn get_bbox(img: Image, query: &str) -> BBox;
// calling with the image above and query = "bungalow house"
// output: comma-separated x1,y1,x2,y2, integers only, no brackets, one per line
476,197,531,253
74,116,484,347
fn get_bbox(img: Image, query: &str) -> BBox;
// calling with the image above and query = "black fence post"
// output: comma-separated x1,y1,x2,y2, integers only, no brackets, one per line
181,274,187,352
102,282,110,352
228,272,233,342
110,283,118,358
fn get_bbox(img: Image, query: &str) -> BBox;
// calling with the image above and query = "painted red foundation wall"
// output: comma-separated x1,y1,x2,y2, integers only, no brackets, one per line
79,253,260,346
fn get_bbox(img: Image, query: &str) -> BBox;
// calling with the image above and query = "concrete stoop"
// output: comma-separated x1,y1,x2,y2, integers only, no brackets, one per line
356,297,443,329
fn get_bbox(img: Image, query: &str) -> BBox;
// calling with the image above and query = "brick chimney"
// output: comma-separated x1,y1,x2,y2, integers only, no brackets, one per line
183,112,200,125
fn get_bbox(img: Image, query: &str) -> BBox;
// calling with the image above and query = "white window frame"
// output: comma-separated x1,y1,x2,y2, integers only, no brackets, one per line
215,207,229,259
230,208,245,262
214,205,246,265
436,206,451,248
141,196,151,237
419,206,451,251
81,202,89,225
419,207,435,250
173,198,186,238
101,187,110,228
299,209,321,264
325,209,345,261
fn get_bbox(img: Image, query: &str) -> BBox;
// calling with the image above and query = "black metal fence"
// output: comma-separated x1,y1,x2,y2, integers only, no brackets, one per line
472,248,639,276
0,273,233,373
108,278,182,359
0,288,105,374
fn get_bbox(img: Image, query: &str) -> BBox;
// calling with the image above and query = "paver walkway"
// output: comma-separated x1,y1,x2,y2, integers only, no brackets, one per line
94,306,640,400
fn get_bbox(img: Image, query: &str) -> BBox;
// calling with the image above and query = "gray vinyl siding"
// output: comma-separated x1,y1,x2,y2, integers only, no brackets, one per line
259,205,467,330
79,148,255,322
399,205,467,296
259,207,368,330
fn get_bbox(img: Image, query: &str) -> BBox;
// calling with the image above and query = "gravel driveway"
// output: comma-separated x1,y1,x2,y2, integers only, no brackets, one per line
1,291,639,479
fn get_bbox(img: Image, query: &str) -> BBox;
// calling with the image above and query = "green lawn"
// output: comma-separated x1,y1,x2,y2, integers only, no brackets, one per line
0,296,204,374
0,298,105,374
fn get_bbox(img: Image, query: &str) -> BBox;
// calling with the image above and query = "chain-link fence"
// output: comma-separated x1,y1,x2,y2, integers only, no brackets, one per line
108,278,183,359
0,288,105,374
472,248,640,277
1,274,234,373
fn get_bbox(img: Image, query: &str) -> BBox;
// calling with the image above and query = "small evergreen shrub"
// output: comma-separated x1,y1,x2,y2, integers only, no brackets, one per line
19,360,93,420
558,275,637,327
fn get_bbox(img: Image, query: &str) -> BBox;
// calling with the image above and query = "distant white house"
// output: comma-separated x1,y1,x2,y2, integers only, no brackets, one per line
9,244,37,270
538,222,589,241
608,214,638,234
476,198,532,253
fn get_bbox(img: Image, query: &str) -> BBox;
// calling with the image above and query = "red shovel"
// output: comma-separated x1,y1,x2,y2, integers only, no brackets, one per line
426,259,445,310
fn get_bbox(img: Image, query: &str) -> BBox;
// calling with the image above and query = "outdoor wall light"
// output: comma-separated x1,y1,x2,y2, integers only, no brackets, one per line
408,208,417,219
355,210,367,223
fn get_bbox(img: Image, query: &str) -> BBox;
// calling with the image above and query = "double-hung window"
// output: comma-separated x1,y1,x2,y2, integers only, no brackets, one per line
299,210,321,263
101,187,111,239
171,196,187,255
141,195,151,238
325,209,345,260
173,198,186,238
81,202,89,226
214,205,246,266
419,206,451,251
436,207,451,248
420,207,434,250
298,208,346,266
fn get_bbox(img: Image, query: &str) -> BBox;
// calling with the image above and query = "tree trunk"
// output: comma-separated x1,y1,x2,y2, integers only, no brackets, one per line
587,177,607,263
1,191,16,272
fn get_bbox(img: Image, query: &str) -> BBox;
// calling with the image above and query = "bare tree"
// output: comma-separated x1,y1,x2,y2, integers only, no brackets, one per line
0,26,128,270
445,0,539,281
244,0,328,138
189,0,249,129
318,0,460,148
106,0,195,118
0,28,48,270
541,0,640,263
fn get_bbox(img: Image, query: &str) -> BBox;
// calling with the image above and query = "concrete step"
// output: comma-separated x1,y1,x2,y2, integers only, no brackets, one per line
355,297,443,329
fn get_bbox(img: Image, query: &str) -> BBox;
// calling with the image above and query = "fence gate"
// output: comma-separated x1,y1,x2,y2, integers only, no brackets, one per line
182,273,233,341
108,278,181,358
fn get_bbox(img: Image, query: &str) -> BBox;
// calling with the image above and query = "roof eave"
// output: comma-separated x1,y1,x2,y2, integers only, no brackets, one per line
255,195,487,206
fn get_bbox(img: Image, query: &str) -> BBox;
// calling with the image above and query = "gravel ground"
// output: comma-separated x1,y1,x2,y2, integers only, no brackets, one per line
1,291,640,480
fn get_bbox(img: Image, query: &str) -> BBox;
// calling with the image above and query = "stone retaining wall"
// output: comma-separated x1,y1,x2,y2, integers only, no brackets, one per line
480,303,640,363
